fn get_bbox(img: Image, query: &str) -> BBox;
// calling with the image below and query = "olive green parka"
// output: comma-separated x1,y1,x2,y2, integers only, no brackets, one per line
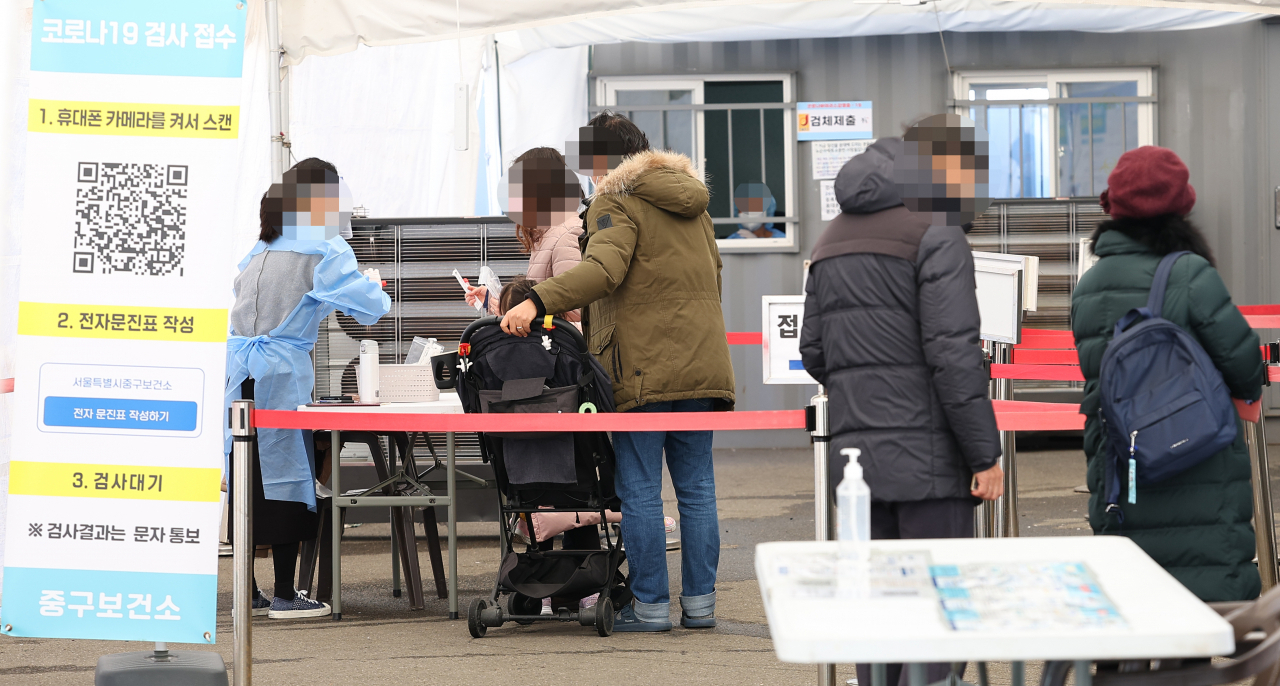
1072,229,1264,602
533,150,735,412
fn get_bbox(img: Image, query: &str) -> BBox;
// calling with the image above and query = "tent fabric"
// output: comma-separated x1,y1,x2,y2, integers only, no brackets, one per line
286,35,491,220
280,0,1275,65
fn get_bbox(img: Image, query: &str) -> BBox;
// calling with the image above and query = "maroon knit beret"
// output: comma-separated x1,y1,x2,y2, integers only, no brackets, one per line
1099,146,1196,219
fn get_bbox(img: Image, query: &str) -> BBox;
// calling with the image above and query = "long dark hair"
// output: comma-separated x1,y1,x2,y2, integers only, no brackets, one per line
259,157,339,243
1089,214,1215,267
510,147,581,253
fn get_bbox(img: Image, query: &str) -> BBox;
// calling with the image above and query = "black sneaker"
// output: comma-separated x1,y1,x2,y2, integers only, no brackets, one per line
267,590,331,619
252,588,271,617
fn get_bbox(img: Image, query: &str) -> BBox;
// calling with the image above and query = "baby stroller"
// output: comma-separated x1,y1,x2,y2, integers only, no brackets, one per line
449,316,628,637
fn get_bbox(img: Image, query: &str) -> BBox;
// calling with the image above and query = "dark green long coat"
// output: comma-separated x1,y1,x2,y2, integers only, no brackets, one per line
1071,230,1264,602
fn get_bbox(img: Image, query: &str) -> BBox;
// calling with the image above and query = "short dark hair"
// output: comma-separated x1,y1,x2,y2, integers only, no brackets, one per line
259,157,339,243
586,111,649,157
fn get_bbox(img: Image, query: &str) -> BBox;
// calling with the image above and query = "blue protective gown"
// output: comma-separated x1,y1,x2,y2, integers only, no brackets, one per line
223,236,390,510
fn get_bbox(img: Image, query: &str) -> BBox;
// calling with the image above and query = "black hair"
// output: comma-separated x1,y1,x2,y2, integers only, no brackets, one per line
259,157,339,243
586,111,650,157
1089,214,1216,267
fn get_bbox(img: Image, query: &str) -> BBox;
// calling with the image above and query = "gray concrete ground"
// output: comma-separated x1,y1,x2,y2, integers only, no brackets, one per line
0,440,1264,685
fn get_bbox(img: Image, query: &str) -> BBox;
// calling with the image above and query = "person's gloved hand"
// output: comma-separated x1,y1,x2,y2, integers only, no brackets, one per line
971,463,1004,501
362,268,382,285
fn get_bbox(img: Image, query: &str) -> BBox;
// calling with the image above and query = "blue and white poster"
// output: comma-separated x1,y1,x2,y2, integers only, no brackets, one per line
1,0,247,644
797,101,873,141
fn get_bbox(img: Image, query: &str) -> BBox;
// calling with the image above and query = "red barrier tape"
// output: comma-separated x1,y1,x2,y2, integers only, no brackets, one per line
1245,315,1280,329
1012,349,1079,365
255,403,1085,433
253,408,808,433
1269,367,1280,383
992,400,1084,431
0,378,11,394
727,332,762,345
1015,329,1076,349
1240,305,1280,315
990,364,1085,381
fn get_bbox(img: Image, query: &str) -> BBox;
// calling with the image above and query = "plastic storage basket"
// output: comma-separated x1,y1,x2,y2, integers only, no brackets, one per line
378,365,440,403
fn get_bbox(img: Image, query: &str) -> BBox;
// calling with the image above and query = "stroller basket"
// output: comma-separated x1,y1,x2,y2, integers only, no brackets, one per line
456,316,628,638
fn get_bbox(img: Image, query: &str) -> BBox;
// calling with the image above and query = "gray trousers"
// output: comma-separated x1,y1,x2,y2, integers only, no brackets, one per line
855,498,975,686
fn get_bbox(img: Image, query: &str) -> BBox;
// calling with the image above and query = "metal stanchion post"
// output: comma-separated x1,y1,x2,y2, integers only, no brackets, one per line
1245,413,1278,590
230,400,254,686
983,343,1020,538
977,344,995,538
995,342,1020,537
808,387,837,686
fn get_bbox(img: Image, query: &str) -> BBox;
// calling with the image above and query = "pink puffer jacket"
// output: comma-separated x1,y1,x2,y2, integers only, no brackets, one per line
525,219,583,322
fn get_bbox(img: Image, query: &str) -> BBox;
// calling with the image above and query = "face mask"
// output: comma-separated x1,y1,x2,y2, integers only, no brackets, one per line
739,211,766,231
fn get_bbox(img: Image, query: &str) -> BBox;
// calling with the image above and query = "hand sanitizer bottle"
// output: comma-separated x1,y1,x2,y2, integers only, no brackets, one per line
836,448,871,598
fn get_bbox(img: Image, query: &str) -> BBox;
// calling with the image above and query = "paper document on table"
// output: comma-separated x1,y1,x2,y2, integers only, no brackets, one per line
930,562,1126,632
768,550,935,600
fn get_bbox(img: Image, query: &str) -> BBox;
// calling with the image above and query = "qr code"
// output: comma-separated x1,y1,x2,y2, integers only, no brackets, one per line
73,162,188,276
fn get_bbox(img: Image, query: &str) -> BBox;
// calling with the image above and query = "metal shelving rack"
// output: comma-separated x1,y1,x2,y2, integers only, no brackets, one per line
968,198,1109,402
313,216,524,460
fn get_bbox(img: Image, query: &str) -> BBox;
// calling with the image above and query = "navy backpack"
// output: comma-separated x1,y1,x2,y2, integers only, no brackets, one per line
1098,250,1237,520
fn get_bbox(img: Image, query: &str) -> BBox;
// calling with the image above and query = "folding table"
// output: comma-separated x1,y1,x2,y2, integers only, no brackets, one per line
757,537,1235,686
298,393,484,619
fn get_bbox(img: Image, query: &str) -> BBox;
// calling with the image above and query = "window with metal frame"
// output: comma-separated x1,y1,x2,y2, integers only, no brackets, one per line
952,69,1156,199
594,74,799,253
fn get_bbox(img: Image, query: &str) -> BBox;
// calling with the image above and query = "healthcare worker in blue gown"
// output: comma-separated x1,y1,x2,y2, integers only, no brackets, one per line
224,158,390,619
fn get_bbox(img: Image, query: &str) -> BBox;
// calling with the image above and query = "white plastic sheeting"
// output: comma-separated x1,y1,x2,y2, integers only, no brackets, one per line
279,0,1274,64
286,37,491,222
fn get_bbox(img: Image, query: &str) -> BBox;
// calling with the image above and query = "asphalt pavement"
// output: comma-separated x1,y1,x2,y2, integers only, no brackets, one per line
0,440,1241,685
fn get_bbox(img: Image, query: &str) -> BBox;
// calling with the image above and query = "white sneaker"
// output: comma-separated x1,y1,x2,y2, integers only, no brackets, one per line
540,597,553,616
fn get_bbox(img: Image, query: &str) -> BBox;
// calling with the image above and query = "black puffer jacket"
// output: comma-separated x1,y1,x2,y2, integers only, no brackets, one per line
800,138,1001,502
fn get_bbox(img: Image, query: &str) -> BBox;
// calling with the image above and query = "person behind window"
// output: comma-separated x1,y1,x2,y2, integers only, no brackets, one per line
1072,146,1263,602
727,182,784,239
500,111,735,632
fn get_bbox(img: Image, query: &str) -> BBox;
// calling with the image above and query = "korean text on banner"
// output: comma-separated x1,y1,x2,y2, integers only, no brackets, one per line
797,101,872,142
2,0,248,645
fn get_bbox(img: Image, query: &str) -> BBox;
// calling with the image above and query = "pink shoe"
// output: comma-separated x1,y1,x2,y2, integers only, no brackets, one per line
580,593,600,610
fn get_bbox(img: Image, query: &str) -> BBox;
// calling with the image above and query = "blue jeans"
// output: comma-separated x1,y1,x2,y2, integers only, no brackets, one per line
613,398,719,622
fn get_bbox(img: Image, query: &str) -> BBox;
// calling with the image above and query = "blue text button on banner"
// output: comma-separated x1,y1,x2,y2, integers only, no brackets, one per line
44,397,197,431
789,360,806,370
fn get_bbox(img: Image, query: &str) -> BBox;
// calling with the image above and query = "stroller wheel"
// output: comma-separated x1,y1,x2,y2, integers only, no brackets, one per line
467,598,489,638
594,596,615,637
509,593,540,625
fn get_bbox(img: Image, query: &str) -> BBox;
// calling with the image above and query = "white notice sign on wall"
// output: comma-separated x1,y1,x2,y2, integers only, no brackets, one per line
762,296,817,385
820,180,840,221
811,139,871,180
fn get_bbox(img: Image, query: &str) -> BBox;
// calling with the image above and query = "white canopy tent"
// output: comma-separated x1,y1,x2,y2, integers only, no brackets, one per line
277,0,1277,64
1,0,1277,581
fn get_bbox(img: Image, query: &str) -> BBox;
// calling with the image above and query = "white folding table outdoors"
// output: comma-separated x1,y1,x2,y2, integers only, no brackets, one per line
757,537,1235,686
298,393,474,619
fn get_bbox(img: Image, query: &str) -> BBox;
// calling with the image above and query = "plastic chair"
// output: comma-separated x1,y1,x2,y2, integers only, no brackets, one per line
1040,585,1280,686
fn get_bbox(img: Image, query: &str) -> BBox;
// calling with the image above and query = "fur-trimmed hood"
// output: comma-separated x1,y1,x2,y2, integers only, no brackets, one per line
594,149,709,219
